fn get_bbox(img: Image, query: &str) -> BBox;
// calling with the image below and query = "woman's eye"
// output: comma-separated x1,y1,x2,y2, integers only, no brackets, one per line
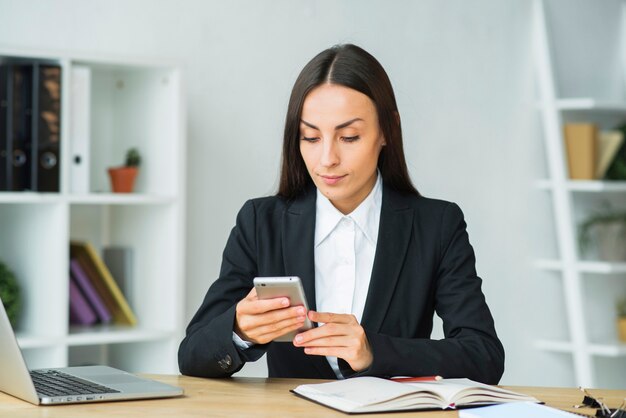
342,136,360,142
300,136,319,142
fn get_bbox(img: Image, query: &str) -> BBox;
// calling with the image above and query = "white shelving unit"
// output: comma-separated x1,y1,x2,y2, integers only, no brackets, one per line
0,47,185,374
533,0,626,388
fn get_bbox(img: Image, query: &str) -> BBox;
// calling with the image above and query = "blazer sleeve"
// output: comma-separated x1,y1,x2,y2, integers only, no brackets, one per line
340,202,505,384
178,200,268,378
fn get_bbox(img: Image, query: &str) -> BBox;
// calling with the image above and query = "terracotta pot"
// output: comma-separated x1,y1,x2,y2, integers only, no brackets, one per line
618,317,626,342
108,166,138,193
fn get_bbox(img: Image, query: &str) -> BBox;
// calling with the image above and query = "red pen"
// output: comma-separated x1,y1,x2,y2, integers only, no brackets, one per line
390,375,443,383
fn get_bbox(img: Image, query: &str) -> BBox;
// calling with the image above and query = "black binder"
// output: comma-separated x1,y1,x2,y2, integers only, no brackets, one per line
0,63,8,191
10,63,33,191
33,64,61,192
0,58,62,192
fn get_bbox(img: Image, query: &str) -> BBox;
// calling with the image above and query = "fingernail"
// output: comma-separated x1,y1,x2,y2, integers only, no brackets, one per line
297,307,305,315
295,335,302,343
281,298,289,307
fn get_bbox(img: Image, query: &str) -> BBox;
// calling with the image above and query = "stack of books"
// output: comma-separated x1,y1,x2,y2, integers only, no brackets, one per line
68,241,136,327
563,123,624,180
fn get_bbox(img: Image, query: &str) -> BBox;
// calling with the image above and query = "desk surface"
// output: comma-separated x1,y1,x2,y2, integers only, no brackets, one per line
0,375,625,417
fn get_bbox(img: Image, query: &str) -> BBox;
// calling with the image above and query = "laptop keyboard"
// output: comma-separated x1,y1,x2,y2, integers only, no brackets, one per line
30,370,120,397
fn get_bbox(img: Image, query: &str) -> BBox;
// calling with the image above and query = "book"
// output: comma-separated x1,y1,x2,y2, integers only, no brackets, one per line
70,258,112,324
564,123,597,180
103,246,134,308
69,277,97,325
459,401,581,417
291,377,539,414
70,241,137,326
595,130,624,179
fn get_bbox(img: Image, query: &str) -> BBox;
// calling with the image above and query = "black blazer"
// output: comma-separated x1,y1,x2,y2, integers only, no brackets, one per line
178,184,505,384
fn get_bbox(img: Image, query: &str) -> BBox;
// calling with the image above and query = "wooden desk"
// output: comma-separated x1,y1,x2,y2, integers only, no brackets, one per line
0,375,624,417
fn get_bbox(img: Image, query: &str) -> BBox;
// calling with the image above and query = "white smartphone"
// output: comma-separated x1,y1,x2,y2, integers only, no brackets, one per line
253,276,314,342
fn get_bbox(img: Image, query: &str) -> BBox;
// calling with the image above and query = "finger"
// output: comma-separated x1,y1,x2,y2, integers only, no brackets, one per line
294,322,348,345
238,305,306,337
244,305,306,329
308,310,356,324
302,346,345,358
295,335,347,348
239,296,290,315
252,319,308,345
252,314,307,340
304,345,373,372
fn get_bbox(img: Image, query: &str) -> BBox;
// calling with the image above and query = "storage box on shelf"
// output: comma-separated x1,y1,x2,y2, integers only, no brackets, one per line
0,48,185,374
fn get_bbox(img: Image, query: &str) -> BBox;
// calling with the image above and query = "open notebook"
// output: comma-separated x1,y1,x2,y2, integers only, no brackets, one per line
292,376,539,414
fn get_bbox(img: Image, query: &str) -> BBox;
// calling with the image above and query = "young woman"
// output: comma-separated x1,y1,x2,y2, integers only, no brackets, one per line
178,44,505,384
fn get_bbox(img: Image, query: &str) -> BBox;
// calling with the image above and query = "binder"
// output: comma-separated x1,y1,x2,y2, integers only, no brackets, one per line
10,64,34,191
69,66,90,194
0,63,8,190
34,64,61,192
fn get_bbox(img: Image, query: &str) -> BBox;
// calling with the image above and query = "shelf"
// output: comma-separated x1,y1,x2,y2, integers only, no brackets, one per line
588,341,626,357
67,193,176,205
556,98,626,113
15,333,62,349
66,325,175,346
533,259,626,274
16,327,174,349
0,192,63,204
534,180,626,192
0,193,176,205
536,339,626,357
0,51,185,373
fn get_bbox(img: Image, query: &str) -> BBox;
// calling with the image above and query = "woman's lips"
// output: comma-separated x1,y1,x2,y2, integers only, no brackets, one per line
320,174,346,185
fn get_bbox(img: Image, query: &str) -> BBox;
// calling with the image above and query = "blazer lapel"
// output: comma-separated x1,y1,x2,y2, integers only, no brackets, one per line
281,186,336,378
360,184,414,332
281,186,317,311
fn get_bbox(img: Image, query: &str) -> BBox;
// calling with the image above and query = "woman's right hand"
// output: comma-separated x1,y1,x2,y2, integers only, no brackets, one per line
234,288,307,345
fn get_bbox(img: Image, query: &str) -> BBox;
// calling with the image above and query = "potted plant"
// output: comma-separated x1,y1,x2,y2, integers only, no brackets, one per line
617,297,626,342
0,261,21,328
578,208,626,261
108,148,141,193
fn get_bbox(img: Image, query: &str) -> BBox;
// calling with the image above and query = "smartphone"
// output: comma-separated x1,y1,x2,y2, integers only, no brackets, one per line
253,276,314,342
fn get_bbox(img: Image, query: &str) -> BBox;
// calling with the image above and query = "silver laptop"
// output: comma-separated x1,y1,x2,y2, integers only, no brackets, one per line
0,301,183,405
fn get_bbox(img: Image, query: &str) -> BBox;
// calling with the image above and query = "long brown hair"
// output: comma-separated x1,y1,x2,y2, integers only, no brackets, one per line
278,44,418,199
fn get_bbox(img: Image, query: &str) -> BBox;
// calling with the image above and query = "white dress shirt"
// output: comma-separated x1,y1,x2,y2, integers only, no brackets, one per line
314,172,382,378
233,173,383,379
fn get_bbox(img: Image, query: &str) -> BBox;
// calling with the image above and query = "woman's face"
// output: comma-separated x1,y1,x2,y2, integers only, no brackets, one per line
299,83,385,215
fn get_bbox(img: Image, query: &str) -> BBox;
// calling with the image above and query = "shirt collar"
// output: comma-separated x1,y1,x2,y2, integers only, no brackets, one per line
314,171,383,247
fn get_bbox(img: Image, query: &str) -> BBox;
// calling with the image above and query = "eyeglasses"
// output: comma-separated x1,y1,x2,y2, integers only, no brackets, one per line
573,387,626,418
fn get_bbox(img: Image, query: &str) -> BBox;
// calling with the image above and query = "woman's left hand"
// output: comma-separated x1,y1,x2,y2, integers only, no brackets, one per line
293,311,373,372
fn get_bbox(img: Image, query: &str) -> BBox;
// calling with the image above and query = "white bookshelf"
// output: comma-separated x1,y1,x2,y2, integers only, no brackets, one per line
533,0,626,388
0,48,185,374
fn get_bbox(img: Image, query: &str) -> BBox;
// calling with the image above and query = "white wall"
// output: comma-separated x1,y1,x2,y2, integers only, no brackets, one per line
0,0,543,385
